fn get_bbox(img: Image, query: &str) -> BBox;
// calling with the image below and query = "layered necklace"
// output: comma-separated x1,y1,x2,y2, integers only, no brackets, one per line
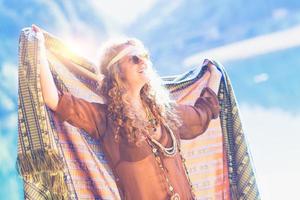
144,106,178,157
144,106,181,200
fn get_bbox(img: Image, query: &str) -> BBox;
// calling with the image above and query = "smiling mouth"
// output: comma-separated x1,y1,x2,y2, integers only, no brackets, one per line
138,68,146,73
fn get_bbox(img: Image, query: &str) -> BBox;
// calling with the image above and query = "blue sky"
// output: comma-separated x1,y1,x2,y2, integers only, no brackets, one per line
0,0,300,199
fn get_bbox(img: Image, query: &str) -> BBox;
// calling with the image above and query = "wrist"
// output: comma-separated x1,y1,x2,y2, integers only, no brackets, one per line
38,44,47,54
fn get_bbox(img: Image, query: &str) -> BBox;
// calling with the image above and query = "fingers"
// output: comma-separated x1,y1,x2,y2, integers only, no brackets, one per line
203,59,214,72
208,65,219,74
203,59,221,76
203,59,214,67
31,24,41,33
31,24,45,42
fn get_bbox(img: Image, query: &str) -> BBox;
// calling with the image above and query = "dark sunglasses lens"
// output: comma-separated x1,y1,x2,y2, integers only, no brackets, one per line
132,55,140,64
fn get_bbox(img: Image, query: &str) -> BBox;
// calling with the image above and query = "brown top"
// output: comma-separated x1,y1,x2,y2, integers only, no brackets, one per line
55,87,220,200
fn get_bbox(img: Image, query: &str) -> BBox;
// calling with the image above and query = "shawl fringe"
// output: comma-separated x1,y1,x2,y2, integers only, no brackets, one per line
17,149,68,199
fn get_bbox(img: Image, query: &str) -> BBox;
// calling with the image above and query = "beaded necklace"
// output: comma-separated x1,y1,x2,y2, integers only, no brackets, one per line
145,106,178,157
144,106,195,200
146,135,180,200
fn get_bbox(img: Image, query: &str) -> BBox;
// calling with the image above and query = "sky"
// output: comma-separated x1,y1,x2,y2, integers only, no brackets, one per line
0,0,300,199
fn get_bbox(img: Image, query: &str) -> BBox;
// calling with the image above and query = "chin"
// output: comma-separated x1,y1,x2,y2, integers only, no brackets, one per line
139,80,148,89
143,78,150,86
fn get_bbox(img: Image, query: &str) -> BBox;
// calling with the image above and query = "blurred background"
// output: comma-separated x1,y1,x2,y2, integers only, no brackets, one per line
1,0,300,199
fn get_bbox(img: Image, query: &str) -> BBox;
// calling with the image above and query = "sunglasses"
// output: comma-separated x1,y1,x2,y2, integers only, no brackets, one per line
130,53,150,65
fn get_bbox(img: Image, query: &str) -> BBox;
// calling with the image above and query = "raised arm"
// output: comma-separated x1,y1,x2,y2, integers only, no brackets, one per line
32,25,60,111
32,25,106,139
178,60,222,139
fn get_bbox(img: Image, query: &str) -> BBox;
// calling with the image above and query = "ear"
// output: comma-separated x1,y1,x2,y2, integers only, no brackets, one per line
116,63,126,80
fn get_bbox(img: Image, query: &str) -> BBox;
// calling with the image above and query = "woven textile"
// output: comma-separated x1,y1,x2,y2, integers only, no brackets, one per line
17,28,260,200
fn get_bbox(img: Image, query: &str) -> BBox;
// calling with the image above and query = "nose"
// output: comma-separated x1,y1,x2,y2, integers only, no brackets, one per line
139,56,148,65
141,59,152,69
136,58,146,69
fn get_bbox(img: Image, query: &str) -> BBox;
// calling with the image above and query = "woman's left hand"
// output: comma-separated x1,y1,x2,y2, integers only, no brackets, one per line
204,60,222,80
204,59,222,94
203,59,220,74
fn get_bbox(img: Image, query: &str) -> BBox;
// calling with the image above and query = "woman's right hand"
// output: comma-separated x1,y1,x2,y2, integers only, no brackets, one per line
32,24,41,32
31,24,45,43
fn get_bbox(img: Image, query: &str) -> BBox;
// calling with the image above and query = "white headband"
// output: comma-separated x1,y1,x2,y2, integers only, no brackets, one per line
106,46,147,69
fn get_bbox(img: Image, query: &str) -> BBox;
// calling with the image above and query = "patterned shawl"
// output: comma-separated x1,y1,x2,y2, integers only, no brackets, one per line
17,28,260,200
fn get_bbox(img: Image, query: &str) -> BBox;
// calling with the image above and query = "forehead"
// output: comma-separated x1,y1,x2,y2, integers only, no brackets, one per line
120,44,148,55
113,45,150,67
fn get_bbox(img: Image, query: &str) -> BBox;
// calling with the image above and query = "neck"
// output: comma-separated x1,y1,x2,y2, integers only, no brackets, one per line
125,83,144,104
125,88,143,106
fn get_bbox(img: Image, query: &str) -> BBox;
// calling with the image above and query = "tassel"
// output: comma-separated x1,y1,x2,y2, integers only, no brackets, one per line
16,149,69,198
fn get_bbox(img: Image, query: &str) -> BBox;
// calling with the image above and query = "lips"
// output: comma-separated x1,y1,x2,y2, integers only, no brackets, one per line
138,67,146,73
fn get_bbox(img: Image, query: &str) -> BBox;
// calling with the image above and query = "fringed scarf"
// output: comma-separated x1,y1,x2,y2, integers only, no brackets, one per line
17,27,260,200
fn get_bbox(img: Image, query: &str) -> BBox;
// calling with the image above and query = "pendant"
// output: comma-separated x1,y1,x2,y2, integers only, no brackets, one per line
170,193,180,200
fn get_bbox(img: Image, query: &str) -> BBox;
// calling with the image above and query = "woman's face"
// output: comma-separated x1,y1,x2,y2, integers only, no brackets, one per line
118,45,151,89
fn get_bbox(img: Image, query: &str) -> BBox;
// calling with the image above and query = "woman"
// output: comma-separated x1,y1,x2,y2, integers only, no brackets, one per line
32,24,222,200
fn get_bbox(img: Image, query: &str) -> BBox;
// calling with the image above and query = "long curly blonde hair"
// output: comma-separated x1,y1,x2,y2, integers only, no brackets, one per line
97,38,182,145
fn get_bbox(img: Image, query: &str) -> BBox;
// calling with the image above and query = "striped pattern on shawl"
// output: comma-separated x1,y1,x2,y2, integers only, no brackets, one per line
17,28,260,200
